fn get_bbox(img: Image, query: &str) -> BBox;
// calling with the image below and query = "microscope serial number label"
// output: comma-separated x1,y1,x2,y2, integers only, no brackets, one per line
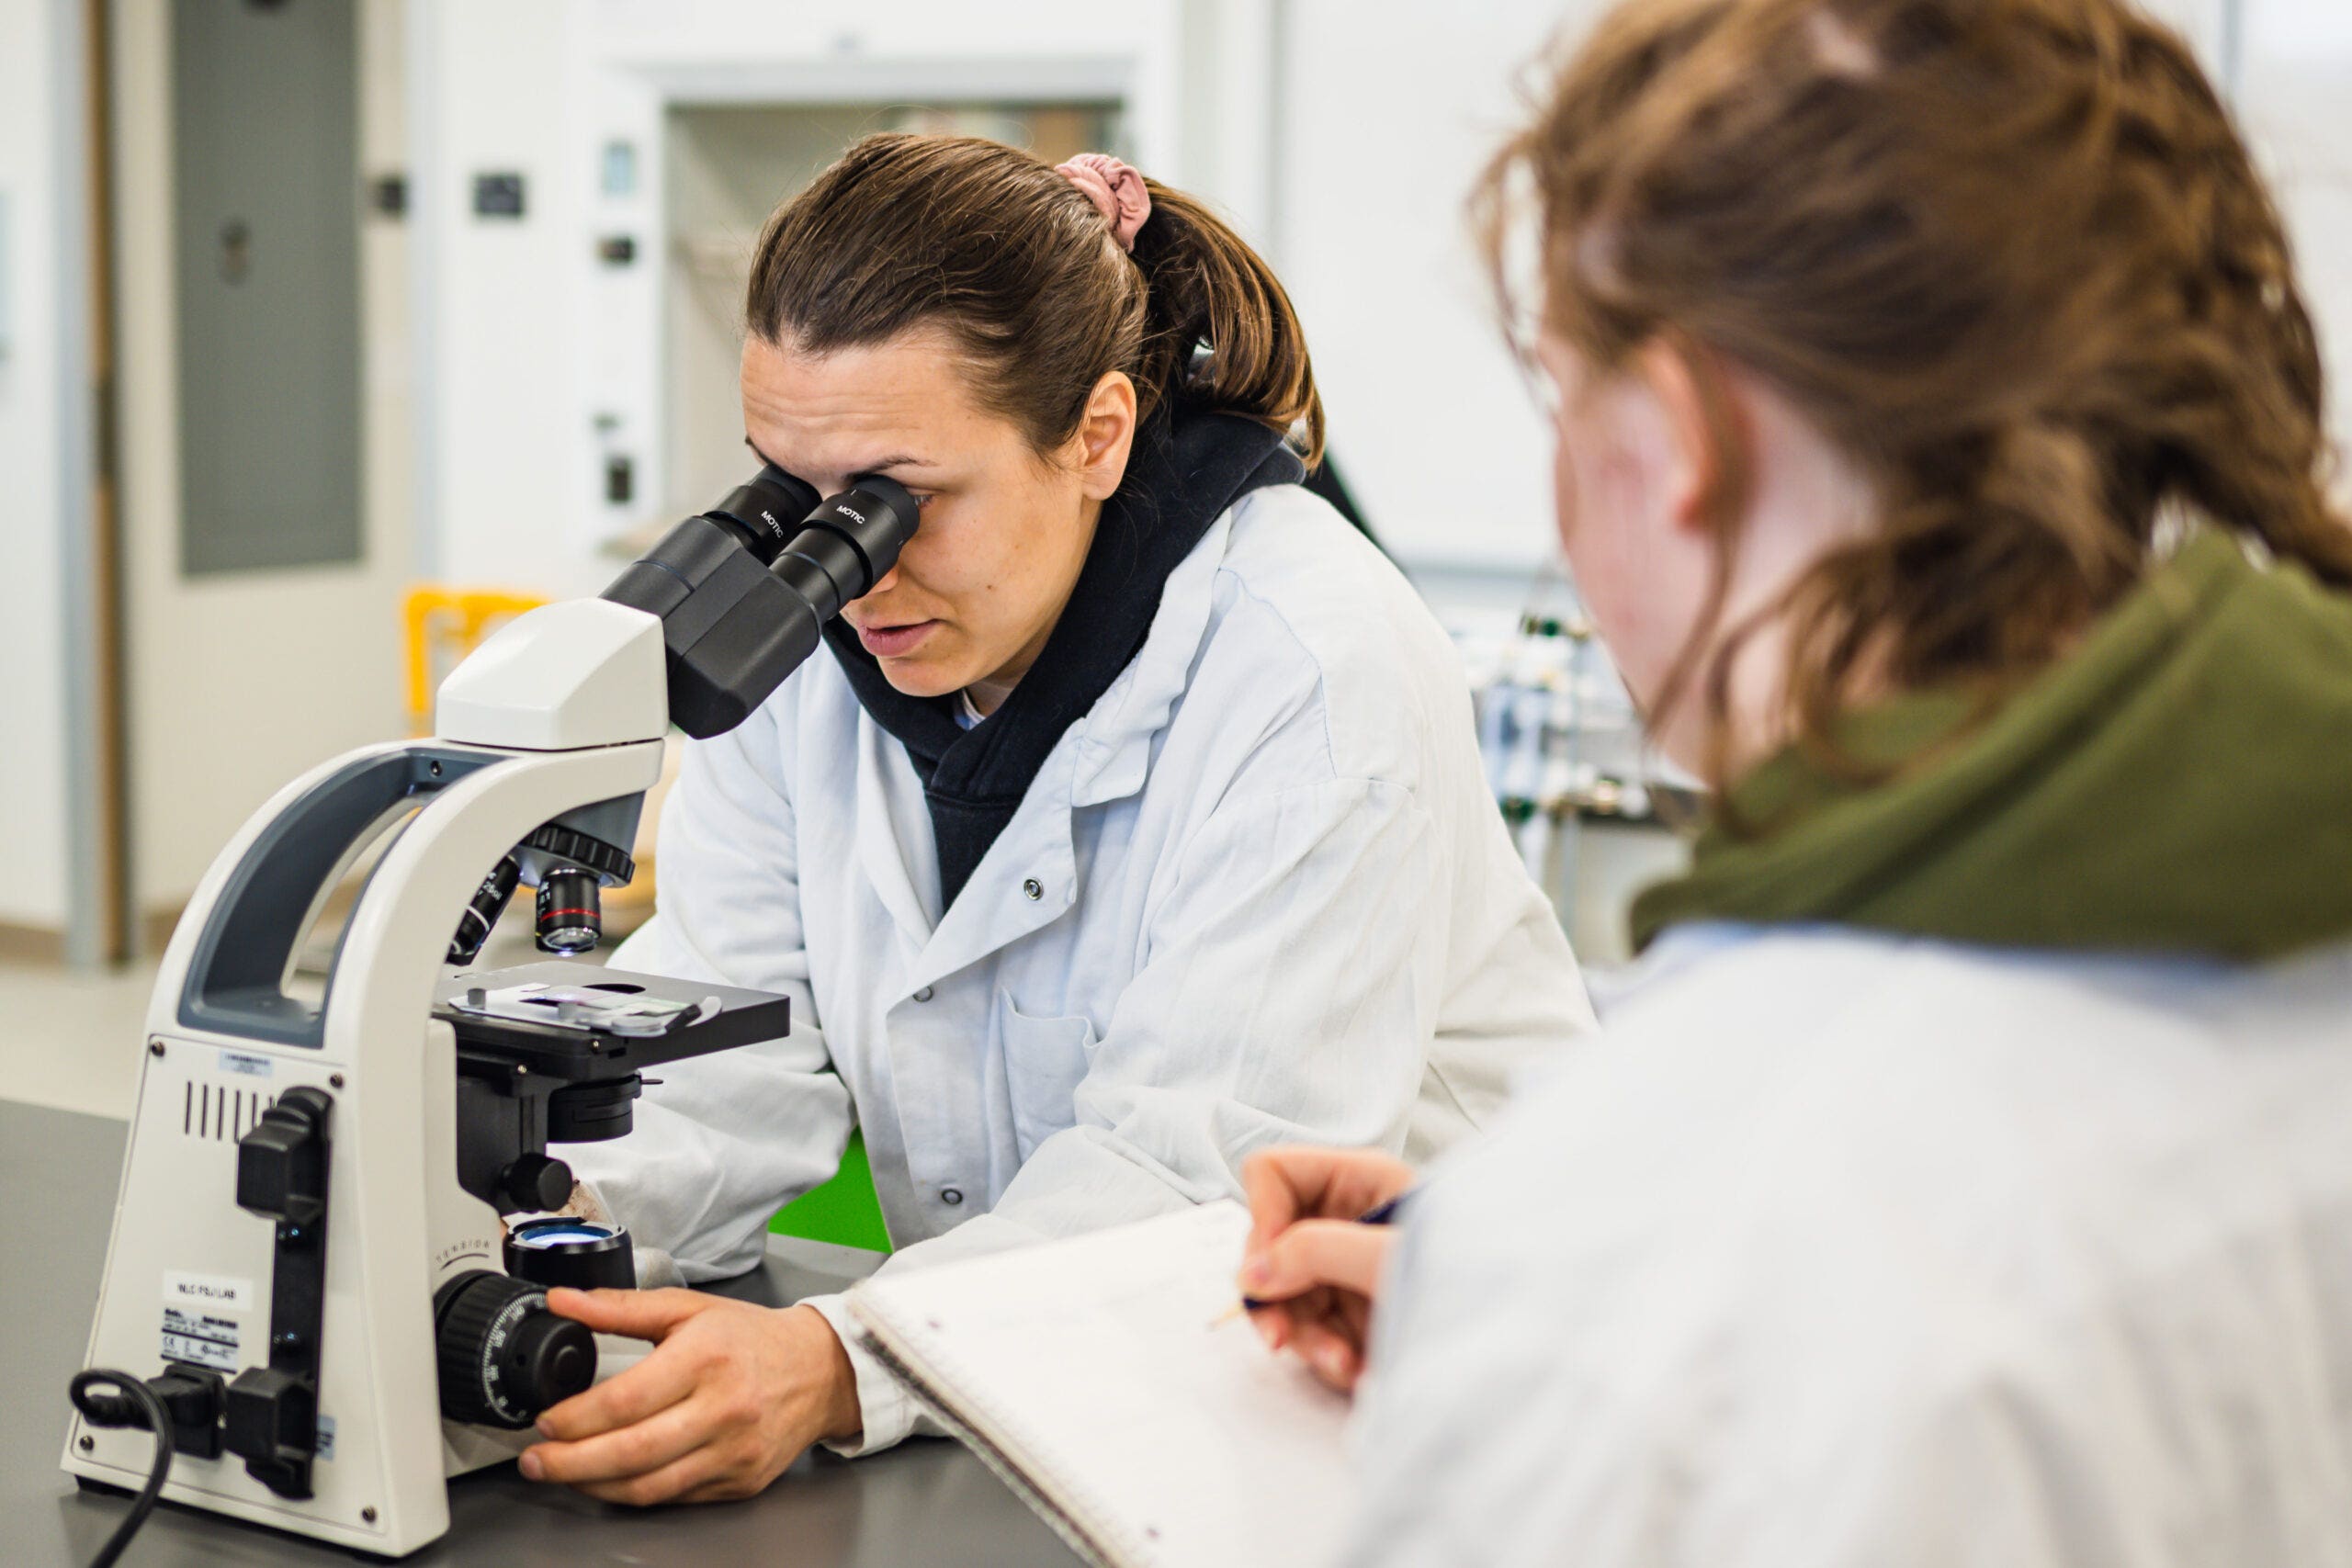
162,1306,241,1372
217,1049,275,1077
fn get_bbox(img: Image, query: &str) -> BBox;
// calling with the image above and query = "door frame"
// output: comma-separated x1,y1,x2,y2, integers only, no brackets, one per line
55,0,130,968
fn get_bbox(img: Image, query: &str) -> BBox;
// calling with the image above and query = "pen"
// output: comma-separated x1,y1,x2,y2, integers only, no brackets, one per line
1238,1190,1411,1313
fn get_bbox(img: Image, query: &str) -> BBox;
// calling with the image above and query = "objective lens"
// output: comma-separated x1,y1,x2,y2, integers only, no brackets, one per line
448,853,521,964
534,867,601,955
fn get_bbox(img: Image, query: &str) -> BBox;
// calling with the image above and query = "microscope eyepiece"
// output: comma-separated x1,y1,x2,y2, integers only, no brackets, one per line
601,467,924,738
702,464,821,566
770,475,921,624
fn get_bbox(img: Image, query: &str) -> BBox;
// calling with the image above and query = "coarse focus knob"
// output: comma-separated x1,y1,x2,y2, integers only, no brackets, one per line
433,1270,594,1429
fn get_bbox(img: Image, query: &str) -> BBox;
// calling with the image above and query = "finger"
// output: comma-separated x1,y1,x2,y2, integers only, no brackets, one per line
546,1286,707,1340
1282,1282,1346,1347
1285,1314,1364,1392
523,1394,714,1486
570,1443,731,1508
1248,1280,1334,1352
1241,1147,1419,1263
1247,1219,1393,1301
1283,1288,1371,1390
1241,1145,1383,1254
533,1338,699,1440
1240,1149,1319,1258
1338,1287,1374,1354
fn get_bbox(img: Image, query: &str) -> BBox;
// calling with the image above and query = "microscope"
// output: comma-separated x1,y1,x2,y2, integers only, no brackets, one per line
60,467,919,1556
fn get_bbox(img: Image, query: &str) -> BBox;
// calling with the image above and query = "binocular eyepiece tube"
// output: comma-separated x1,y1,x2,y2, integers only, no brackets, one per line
602,465,923,739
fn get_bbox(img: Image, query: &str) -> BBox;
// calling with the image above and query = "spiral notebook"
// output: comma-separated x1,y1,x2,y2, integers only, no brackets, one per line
845,1201,1357,1568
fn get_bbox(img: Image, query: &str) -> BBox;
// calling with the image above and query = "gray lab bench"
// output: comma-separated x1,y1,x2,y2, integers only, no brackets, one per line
2,1099,1078,1566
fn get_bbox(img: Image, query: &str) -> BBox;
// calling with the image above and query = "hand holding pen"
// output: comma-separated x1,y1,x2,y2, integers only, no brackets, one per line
1236,1147,1416,1393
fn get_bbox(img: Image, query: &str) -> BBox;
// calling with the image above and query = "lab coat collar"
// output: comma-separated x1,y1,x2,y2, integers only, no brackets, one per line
854,716,944,955
1068,511,1239,810
872,510,1245,991
866,502,1253,988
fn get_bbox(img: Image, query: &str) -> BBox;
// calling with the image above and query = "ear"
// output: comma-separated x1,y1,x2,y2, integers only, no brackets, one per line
1632,337,1745,536
1072,370,1139,502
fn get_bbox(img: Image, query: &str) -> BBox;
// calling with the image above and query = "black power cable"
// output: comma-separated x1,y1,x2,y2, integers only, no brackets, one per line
67,1369,175,1568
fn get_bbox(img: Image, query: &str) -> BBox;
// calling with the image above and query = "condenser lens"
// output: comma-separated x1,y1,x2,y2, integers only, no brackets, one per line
512,1222,616,1248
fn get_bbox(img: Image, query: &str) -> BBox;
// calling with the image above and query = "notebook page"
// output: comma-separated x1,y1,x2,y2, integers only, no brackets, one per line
848,1201,1355,1568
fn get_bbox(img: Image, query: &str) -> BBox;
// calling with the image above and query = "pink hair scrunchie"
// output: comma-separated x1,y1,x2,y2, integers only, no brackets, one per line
1055,152,1151,253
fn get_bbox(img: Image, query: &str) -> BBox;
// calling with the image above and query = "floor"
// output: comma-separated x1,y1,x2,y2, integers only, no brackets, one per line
0,953,159,1119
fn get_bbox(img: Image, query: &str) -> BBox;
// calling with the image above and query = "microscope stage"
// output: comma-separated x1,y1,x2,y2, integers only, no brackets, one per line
434,963,792,1075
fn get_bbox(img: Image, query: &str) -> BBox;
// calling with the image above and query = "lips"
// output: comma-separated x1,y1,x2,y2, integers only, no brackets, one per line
857,620,939,659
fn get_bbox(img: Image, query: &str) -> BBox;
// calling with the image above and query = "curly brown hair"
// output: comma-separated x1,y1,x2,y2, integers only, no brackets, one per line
1477,0,2352,793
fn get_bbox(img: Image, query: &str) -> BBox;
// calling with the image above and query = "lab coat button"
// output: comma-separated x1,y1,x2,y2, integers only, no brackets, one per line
912,986,934,1003
940,1187,965,1206
1022,878,1044,902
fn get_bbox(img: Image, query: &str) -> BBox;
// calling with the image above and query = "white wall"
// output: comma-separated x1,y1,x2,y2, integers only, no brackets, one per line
1273,0,1575,575
0,0,76,931
2244,0,2352,475
409,0,1191,601
404,0,582,595
1270,0,2238,581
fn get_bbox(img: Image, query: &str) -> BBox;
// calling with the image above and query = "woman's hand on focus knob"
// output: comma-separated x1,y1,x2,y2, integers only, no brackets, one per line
1237,1145,1413,1393
518,1290,862,1506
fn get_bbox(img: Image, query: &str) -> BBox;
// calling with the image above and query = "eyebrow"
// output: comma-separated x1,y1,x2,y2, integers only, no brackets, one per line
742,435,933,479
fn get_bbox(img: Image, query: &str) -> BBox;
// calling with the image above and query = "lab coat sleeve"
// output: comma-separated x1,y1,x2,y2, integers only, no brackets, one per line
567,714,854,1283
811,774,1449,1455
1340,1157,2120,1568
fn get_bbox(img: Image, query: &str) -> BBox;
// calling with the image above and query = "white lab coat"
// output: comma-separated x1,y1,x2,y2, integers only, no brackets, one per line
1347,924,2352,1568
575,483,1598,1452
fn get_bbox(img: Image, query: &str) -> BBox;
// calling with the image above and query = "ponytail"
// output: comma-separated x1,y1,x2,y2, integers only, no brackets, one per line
1130,183,1325,467
747,133,1323,469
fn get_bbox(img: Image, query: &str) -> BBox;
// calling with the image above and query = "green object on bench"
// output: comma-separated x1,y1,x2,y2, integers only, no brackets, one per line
768,1127,893,1254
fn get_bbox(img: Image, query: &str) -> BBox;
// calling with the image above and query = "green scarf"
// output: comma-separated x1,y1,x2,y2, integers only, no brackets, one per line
1629,532,2352,962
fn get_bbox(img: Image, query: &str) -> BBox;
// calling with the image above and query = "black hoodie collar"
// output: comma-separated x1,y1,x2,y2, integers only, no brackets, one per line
821,406,1304,910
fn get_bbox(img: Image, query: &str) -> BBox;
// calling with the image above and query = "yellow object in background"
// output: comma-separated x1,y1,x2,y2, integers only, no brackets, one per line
401,585,549,736
401,585,677,923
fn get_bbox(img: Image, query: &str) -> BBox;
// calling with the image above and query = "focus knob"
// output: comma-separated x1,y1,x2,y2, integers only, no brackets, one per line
433,1270,594,1429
